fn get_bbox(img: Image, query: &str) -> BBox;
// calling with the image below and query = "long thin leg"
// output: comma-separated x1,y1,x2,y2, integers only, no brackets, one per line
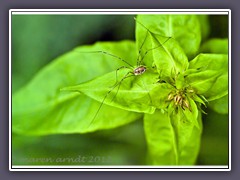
134,17,151,33
134,18,173,65
88,71,134,128
110,72,135,102
136,30,149,66
75,50,134,68
113,66,132,87
138,37,171,66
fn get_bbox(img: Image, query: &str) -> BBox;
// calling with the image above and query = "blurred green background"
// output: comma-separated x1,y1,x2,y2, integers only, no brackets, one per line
12,15,228,165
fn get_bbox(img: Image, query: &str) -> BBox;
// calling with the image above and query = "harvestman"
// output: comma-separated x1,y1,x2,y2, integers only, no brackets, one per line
79,19,171,128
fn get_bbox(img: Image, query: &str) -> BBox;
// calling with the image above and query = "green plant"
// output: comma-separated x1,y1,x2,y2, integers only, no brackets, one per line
12,14,228,165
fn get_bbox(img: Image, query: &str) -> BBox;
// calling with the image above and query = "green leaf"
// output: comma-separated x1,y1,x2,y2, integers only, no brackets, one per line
182,97,199,129
170,108,202,165
150,83,174,109
191,94,207,107
62,70,158,114
197,15,210,41
13,93,142,135
175,74,186,89
209,95,229,114
187,54,228,100
135,25,189,77
144,106,202,165
13,41,142,135
200,38,228,54
186,70,221,94
199,39,229,109
144,110,178,165
136,15,201,58
153,36,189,77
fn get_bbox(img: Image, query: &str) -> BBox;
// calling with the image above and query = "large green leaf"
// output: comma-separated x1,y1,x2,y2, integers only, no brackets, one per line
199,38,228,113
136,15,201,58
200,38,228,54
149,83,174,109
144,105,202,165
170,108,202,165
209,95,229,114
186,70,221,94
135,24,189,77
182,97,200,129
144,110,178,165
13,41,143,135
197,15,210,41
187,53,228,100
62,69,158,114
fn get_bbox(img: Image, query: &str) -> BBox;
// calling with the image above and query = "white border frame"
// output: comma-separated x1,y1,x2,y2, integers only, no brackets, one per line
9,9,231,171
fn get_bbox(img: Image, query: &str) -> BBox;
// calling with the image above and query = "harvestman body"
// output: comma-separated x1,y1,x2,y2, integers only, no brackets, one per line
134,66,146,75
